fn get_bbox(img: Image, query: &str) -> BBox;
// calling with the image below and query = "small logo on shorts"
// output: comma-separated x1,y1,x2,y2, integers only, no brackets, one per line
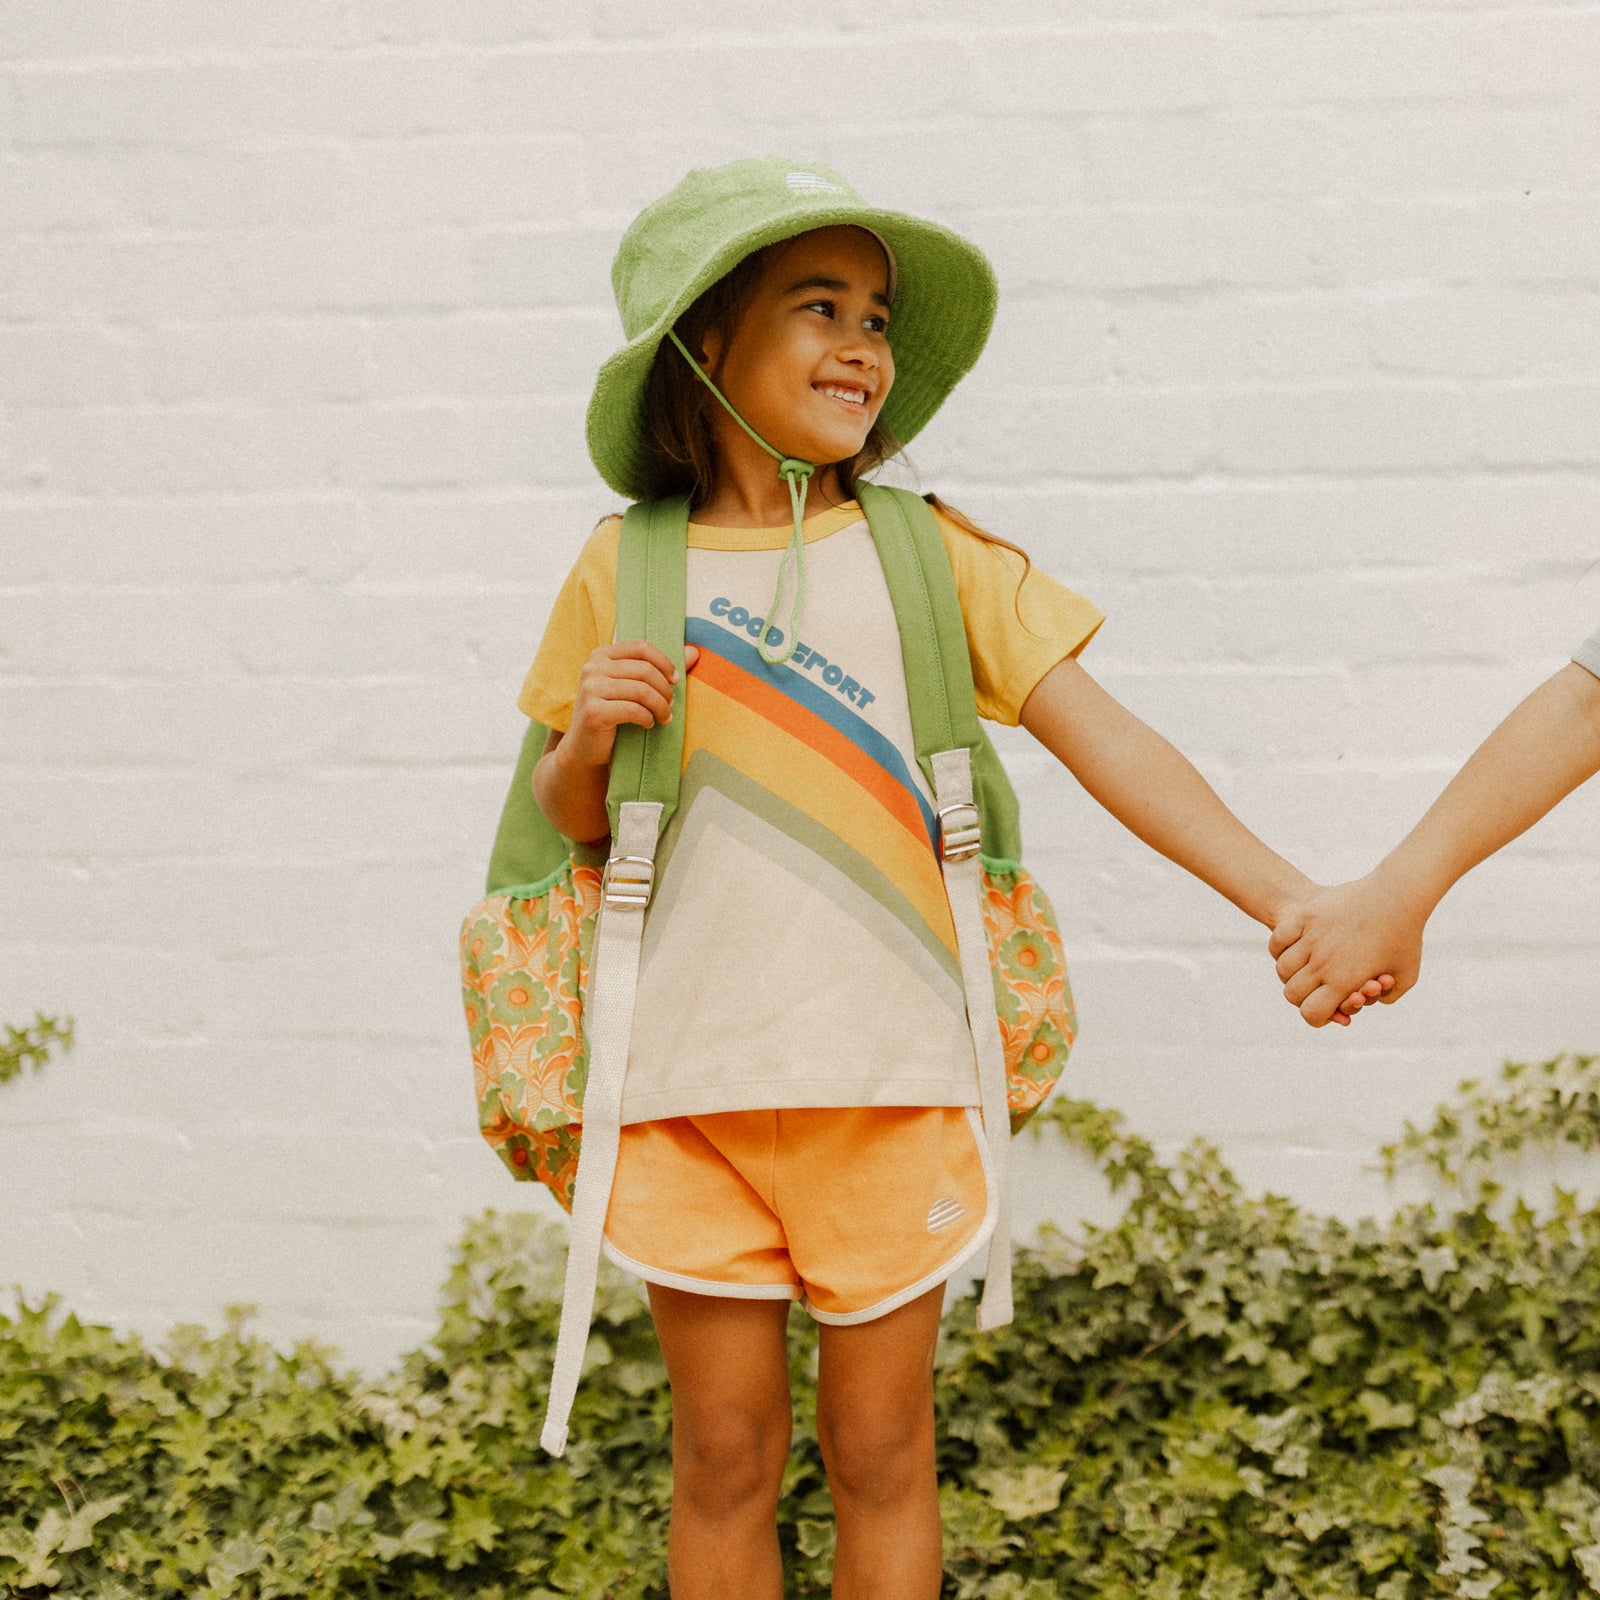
927,1197,965,1233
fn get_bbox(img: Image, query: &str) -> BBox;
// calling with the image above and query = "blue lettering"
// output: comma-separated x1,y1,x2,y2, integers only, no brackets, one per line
727,605,749,629
746,614,762,639
709,596,731,617
771,636,872,708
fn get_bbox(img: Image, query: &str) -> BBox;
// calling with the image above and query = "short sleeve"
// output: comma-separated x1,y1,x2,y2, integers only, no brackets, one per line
933,505,1105,725
1574,623,1600,682
516,517,622,731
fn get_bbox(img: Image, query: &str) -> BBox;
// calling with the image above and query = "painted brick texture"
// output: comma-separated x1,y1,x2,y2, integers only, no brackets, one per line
2,0,1598,1367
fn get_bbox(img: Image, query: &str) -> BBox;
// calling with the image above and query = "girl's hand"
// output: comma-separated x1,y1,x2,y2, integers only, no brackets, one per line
533,642,699,844
1269,872,1420,1028
562,642,699,770
1330,973,1398,1026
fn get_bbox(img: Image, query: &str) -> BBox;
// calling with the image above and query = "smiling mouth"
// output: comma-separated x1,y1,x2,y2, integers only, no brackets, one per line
816,383,869,408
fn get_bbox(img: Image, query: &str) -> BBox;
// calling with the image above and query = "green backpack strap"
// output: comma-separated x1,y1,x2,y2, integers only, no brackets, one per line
536,495,690,1459
605,495,691,833
484,495,689,896
856,482,1023,865
858,480,1024,1334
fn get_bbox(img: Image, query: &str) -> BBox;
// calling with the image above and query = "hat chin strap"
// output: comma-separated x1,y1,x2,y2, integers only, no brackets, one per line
667,329,813,667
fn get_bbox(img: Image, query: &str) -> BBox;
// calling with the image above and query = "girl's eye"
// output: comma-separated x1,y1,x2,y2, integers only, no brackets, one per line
802,300,888,335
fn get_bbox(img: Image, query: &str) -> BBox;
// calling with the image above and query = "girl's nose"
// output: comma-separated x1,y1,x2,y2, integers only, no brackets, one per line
835,333,877,368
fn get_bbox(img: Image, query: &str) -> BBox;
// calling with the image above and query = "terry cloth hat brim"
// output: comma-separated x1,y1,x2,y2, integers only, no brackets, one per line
587,157,998,502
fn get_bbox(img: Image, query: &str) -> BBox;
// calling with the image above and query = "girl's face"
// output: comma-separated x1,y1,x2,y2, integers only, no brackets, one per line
700,225,896,470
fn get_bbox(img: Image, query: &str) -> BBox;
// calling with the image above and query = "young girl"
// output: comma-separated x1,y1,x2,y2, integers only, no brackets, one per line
521,157,1381,1600
1271,632,1600,1027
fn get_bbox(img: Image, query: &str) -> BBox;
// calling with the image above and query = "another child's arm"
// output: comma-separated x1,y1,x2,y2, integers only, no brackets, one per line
1269,659,1600,1027
531,641,697,845
1020,656,1317,930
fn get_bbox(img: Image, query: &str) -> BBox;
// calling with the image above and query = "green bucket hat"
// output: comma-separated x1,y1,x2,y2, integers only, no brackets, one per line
586,155,998,504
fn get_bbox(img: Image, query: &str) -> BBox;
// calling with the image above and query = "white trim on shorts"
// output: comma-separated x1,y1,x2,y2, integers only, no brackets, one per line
601,1236,801,1300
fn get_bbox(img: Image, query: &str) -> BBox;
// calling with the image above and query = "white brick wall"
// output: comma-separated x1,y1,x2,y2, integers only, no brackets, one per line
3,0,1599,1368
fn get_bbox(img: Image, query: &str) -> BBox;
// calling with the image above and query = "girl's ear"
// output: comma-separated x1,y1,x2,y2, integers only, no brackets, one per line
697,325,724,375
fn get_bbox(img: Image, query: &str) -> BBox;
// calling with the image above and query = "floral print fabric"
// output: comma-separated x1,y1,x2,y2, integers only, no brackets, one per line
979,865,1077,1133
461,862,601,1210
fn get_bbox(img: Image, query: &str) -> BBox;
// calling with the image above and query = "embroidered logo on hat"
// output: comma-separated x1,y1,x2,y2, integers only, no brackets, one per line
786,170,845,194
927,1197,965,1233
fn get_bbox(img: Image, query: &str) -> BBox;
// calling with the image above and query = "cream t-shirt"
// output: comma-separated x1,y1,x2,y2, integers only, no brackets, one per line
520,500,1103,1123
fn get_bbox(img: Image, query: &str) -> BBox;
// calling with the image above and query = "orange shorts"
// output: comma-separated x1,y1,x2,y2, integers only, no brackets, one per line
602,1105,993,1324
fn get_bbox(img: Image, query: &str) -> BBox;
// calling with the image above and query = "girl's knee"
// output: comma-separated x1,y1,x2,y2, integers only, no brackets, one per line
816,1403,936,1509
674,1404,791,1517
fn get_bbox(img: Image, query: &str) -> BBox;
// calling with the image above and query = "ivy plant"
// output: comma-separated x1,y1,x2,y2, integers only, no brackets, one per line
0,1014,73,1086
3,1052,1600,1597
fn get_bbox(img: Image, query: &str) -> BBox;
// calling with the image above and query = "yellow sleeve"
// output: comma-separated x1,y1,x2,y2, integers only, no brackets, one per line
516,516,622,731
934,505,1105,726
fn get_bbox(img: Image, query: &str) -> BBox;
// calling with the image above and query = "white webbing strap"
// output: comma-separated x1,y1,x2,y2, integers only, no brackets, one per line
540,800,662,1456
931,748,1014,1332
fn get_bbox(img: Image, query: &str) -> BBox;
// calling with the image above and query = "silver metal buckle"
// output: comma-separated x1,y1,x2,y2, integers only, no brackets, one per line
936,801,982,863
601,854,655,911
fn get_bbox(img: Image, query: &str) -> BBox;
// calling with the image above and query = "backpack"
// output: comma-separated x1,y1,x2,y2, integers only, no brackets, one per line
458,483,1075,1454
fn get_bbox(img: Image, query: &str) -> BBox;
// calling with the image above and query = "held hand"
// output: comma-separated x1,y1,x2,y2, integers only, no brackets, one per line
562,642,700,770
1329,973,1397,1026
1268,872,1424,1028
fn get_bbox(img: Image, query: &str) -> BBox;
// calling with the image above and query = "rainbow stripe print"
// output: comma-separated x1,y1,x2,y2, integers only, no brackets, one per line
660,614,966,1014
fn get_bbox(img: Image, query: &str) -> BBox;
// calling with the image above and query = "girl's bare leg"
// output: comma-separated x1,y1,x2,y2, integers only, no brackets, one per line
647,1284,794,1600
816,1284,945,1600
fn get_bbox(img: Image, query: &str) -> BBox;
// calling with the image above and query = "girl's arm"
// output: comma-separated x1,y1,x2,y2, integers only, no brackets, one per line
1019,657,1315,931
531,641,696,845
1270,660,1600,1027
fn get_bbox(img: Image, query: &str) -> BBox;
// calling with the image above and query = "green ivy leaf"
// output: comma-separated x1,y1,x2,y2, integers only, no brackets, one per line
973,1464,1067,1520
1358,1391,1417,1431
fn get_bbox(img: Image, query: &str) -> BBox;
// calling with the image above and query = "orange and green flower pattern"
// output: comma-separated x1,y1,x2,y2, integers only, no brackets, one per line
459,863,602,1210
462,858,1074,1204
980,865,1077,1133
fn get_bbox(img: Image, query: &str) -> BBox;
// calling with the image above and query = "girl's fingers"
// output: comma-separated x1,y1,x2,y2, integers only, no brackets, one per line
1268,917,1303,959
1282,966,1322,1009
1312,975,1398,1028
591,654,677,695
1274,939,1310,983
580,659,678,723
1299,984,1347,1028
602,639,680,677
591,685,673,725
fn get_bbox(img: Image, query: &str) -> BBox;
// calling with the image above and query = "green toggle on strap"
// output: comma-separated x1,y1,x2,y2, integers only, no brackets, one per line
666,328,812,667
